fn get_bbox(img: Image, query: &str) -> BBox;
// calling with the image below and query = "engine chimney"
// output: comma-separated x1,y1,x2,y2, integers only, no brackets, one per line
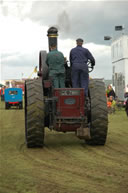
47,27,58,51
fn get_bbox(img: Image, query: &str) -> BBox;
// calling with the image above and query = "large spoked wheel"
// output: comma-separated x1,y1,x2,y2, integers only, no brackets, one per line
25,78,45,148
39,50,49,80
86,79,108,145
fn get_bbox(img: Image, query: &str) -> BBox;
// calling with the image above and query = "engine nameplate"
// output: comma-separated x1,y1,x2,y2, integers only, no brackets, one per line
64,98,76,105
60,90,80,96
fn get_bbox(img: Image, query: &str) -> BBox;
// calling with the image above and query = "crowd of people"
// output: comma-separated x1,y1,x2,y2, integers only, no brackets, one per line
106,84,128,116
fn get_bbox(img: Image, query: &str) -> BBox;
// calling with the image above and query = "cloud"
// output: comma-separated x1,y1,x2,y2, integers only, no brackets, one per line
0,1,33,18
0,1,128,81
1,51,39,80
24,1,128,44
1,65,37,80
0,16,48,53
1,1,128,44
84,43,111,79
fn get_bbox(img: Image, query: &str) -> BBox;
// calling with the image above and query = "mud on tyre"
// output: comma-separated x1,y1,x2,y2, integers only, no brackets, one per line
86,79,108,145
25,78,45,148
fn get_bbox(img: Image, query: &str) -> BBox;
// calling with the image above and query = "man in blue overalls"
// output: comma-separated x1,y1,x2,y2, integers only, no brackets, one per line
69,38,95,96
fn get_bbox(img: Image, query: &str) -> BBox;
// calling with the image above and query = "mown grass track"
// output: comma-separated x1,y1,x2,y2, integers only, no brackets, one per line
0,101,128,193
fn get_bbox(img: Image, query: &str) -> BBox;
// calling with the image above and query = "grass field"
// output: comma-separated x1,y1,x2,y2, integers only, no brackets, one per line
0,101,128,193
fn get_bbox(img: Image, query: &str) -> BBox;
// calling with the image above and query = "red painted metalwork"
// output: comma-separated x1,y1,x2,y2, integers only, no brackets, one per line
55,123,83,132
9,102,19,104
54,88,85,117
54,88,86,132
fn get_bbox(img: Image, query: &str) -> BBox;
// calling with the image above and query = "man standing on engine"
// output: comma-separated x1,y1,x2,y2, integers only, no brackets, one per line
46,44,65,88
69,38,95,96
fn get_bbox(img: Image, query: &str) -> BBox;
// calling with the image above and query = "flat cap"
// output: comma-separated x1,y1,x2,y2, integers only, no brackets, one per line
76,38,84,43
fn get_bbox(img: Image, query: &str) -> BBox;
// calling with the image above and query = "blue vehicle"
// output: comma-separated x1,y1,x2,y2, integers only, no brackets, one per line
4,88,23,109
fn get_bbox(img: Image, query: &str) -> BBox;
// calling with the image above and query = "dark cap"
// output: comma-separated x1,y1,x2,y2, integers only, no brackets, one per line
76,38,84,43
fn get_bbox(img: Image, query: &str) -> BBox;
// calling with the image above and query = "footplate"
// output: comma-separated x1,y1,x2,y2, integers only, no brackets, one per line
77,127,91,140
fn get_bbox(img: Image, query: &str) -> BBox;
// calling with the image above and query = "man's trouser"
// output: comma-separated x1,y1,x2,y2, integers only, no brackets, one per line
50,73,65,88
71,63,89,96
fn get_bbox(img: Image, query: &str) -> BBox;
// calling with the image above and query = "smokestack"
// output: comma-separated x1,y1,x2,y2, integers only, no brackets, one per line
47,27,58,51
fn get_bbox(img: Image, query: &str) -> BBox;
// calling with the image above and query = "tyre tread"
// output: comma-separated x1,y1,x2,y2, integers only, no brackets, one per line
86,79,108,145
25,79,44,148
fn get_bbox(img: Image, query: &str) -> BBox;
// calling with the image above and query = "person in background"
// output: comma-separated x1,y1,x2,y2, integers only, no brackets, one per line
125,98,128,117
1,86,6,101
124,92,128,117
107,95,116,113
69,38,95,97
46,44,65,88
106,85,116,99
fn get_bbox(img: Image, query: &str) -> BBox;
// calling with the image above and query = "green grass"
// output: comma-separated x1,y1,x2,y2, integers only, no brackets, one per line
0,101,128,193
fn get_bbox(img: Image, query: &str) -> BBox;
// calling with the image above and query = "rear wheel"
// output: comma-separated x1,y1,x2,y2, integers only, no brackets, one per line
5,102,9,109
86,79,108,145
25,79,45,148
19,102,23,109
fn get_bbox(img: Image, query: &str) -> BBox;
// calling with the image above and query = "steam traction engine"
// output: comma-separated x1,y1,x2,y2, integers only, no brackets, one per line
25,27,108,148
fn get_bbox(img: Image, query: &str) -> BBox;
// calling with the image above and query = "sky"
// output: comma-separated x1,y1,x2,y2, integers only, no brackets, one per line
0,0,128,81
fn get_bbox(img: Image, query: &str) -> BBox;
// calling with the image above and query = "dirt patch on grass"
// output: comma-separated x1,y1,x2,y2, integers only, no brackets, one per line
0,101,128,193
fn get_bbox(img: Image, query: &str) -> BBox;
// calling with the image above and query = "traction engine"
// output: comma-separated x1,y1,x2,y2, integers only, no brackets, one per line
25,27,108,148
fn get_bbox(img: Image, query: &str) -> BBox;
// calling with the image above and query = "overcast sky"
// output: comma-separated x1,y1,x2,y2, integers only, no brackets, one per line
0,0,128,81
